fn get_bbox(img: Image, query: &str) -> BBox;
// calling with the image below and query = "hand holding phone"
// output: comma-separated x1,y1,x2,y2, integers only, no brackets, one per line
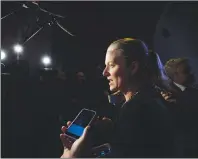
60,126,92,158
63,108,97,148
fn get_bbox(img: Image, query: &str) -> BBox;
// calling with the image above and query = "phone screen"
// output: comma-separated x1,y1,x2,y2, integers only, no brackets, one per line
66,109,96,139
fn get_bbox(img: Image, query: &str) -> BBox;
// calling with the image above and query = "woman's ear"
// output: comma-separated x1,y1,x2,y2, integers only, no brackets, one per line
129,61,139,76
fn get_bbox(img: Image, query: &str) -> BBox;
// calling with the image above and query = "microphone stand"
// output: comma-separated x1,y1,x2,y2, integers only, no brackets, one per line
22,16,75,45
23,26,44,45
1,5,23,20
2,1,76,46
53,17,75,36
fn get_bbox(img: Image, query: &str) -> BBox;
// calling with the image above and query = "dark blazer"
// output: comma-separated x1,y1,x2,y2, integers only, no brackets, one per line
174,86,198,157
108,86,174,157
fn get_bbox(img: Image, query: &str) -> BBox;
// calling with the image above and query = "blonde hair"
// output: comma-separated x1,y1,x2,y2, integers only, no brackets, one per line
112,38,136,44
110,37,149,67
164,58,188,80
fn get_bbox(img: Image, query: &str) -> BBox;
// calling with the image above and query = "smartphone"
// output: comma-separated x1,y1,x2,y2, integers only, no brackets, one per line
65,108,97,142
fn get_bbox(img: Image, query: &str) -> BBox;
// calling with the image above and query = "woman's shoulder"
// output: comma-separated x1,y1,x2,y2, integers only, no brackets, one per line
121,90,169,115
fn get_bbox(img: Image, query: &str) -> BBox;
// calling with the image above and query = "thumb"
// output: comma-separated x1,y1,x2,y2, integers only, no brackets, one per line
81,126,91,139
102,116,109,120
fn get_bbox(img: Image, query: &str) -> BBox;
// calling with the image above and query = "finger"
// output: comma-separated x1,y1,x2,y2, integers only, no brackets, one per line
95,116,100,122
161,92,167,96
161,92,165,96
67,121,72,127
61,121,72,133
160,91,164,95
167,92,172,96
81,126,91,139
102,117,107,120
60,134,71,149
60,134,68,148
161,91,167,94
162,94,168,98
96,116,100,121
102,117,111,121
92,116,100,125
61,126,67,133
164,96,171,100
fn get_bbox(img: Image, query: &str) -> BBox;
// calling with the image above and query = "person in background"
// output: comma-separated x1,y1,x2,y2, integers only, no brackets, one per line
162,57,198,157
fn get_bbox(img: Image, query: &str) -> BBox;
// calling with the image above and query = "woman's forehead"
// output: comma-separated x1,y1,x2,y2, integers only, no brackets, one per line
105,50,125,66
106,49,123,60
107,43,120,52
106,44,123,57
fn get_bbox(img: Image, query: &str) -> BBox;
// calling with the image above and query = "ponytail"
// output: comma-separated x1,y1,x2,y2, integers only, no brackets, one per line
147,50,172,91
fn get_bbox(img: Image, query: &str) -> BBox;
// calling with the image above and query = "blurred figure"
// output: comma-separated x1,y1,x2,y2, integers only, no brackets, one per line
74,71,88,104
164,57,198,157
164,58,198,105
76,71,86,82
161,58,197,103
147,51,178,104
165,58,195,89
70,71,93,113
57,68,67,80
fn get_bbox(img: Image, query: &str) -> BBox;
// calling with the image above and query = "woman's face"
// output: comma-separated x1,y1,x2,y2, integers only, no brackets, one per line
103,44,129,93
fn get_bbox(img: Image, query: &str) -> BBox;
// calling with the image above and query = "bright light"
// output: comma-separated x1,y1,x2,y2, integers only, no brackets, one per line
13,44,23,54
1,50,6,60
41,55,51,66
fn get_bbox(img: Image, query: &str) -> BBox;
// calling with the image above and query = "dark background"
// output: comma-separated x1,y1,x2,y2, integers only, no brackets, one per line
1,1,198,158
1,1,168,71
2,1,198,81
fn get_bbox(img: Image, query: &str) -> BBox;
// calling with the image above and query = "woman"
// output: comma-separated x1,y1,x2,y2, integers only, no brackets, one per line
60,38,174,158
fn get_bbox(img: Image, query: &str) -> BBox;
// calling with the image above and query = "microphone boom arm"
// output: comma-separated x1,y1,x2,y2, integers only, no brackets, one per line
23,26,44,45
54,19,75,36
1,6,23,20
